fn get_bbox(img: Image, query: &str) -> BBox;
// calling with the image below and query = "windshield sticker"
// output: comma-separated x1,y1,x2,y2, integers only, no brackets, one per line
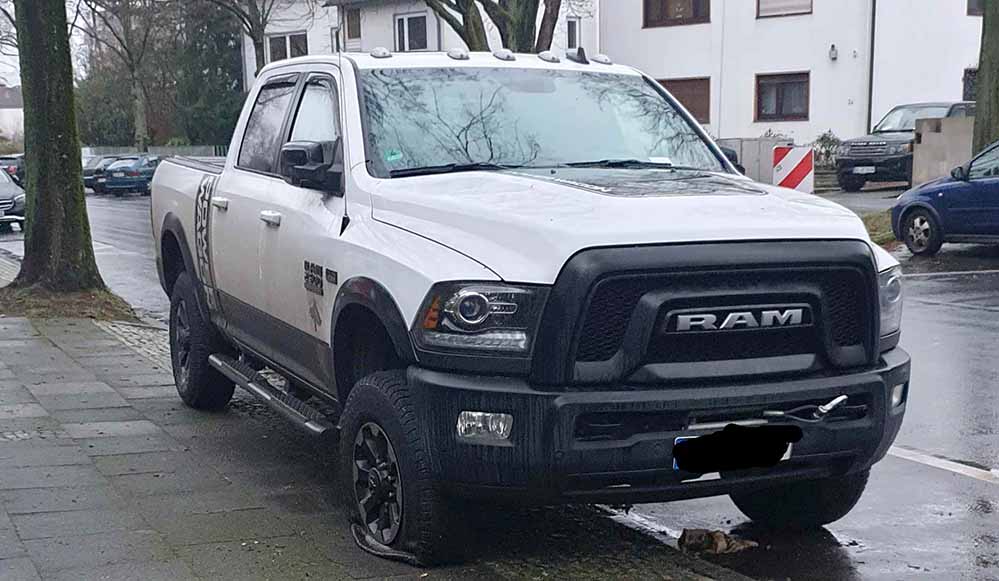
384,149,403,163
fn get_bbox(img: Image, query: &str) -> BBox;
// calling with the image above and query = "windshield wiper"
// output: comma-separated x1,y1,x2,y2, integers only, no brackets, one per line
389,162,519,178
564,159,708,171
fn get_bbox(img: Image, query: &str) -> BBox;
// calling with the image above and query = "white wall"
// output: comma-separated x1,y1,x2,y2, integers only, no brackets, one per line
0,109,22,142
242,3,340,88
601,0,982,144
601,0,872,143
872,0,981,124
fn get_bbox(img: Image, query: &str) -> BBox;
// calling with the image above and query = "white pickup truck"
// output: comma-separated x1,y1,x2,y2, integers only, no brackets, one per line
152,49,910,564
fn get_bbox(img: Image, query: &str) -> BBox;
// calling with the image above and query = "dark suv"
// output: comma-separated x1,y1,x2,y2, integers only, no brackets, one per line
837,102,975,192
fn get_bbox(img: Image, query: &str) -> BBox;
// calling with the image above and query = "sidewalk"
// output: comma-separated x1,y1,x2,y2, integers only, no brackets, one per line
0,315,751,581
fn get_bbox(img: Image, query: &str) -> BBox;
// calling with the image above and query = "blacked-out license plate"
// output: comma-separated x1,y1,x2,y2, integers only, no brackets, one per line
673,424,801,474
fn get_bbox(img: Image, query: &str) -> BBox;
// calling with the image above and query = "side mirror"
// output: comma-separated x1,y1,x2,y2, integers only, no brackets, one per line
951,164,969,181
734,163,746,175
279,139,344,196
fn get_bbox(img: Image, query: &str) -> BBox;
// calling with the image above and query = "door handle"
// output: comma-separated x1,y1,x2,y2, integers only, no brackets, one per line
259,210,282,227
211,197,229,211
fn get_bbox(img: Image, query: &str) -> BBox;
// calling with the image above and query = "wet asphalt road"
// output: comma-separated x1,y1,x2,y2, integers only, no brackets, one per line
3,194,999,579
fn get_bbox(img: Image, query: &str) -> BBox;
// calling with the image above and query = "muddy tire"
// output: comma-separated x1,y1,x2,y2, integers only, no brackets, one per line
169,272,234,410
339,371,460,565
902,208,943,256
730,469,870,529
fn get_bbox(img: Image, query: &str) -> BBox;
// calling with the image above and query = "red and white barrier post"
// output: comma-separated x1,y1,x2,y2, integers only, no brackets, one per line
772,146,815,194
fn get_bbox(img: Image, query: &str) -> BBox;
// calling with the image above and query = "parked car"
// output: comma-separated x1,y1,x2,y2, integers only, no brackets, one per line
85,155,123,191
152,51,909,564
892,139,999,255
0,154,24,186
104,155,160,196
89,155,136,194
0,169,25,232
837,101,975,192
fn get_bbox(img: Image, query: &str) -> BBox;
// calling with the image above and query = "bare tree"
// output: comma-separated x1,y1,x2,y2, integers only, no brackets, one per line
75,0,169,151
975,0,999,153
201,0,323,75
424,0,591,53
11,0,105,291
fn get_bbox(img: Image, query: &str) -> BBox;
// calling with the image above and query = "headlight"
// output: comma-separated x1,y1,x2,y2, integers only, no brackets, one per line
879,266,903,337
413,282,548,356
836,144,851,156
13,193,24,204
888,142,913,155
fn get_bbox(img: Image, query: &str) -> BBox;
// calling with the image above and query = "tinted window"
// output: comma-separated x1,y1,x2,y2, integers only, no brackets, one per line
289,77,340,143
874,105,949,132
239,80,298,173
970,146,999,179
107,160,136,170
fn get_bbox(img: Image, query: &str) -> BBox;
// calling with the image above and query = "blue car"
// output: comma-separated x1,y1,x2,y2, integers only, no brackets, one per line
892,141,999,255
103,155,160,197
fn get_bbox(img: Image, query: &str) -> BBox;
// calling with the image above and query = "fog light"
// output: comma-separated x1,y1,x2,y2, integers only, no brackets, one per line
891,384,906,408
457,411,513,441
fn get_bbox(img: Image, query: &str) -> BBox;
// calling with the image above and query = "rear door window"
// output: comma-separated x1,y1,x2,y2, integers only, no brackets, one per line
238,78,299,174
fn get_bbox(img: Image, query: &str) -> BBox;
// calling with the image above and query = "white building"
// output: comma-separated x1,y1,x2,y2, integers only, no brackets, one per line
243,0,600,88
0,85,23,143
601,0,983,143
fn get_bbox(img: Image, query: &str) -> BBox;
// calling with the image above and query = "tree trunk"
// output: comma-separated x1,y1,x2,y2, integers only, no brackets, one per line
12,0,105,292
975,1,999,154
462,1,489,51
535,0,562,52
131,74,149,152
252,33,266,74
511,0,541,52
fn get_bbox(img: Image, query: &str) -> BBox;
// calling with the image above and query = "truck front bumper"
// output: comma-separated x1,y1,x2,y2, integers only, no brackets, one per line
411,348,910,504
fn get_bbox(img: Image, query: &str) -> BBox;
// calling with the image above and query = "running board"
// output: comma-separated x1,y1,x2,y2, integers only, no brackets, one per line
208,354,335,437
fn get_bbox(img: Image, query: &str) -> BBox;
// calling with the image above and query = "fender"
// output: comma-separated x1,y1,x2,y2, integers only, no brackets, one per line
159,212,211,322
330,277,417,366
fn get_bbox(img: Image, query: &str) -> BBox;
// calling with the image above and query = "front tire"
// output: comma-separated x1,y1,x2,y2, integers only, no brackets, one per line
339,371,459,565
902,208,943,256
838,174,866,192
730,469,870,529
169,272,234,410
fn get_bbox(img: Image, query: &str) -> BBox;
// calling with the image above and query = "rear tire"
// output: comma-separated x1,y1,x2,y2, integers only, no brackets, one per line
902,208,943,256
838,174,866,192
169,272,234,410
730,469,870,529
339,371,460,565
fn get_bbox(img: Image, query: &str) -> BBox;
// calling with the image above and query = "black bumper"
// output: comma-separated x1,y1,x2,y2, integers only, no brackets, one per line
837,155,912,182
411,348,910,504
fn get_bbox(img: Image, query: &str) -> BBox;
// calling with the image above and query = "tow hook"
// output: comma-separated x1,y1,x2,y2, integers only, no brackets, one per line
763,395,849,424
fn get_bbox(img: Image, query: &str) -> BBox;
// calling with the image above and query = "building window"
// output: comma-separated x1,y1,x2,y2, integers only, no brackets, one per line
660,78,710,123
644,0,710,28
567,17,580,50
756,72,809,122
969,0,983,16
346,8,361,40
395,13,429,52
267,32,308,63
758,0,812,18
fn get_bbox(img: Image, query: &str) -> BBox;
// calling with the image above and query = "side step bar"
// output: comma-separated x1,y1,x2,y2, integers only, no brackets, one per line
208,354,335,437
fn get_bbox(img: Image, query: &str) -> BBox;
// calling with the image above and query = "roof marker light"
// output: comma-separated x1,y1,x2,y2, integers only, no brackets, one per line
538,50,560,63
592,53,613,65
493,48,515,61
447,47,470,60
370,47,392,59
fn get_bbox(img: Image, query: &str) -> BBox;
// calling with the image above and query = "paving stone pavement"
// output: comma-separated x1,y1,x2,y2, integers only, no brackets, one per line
0,317,748,580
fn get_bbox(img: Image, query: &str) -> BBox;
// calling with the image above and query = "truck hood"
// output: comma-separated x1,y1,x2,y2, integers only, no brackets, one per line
844,131,915,146
370,168,872,283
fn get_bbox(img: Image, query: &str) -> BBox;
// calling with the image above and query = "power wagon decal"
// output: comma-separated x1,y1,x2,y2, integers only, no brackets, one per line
194,174,221,314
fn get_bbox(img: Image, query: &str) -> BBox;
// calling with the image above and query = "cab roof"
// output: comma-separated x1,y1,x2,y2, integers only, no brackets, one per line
259,50,641,77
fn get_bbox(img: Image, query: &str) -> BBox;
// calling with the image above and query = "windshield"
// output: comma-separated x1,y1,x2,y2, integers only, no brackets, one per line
359,67,725,177
874,105,950,132
107,159,136,170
